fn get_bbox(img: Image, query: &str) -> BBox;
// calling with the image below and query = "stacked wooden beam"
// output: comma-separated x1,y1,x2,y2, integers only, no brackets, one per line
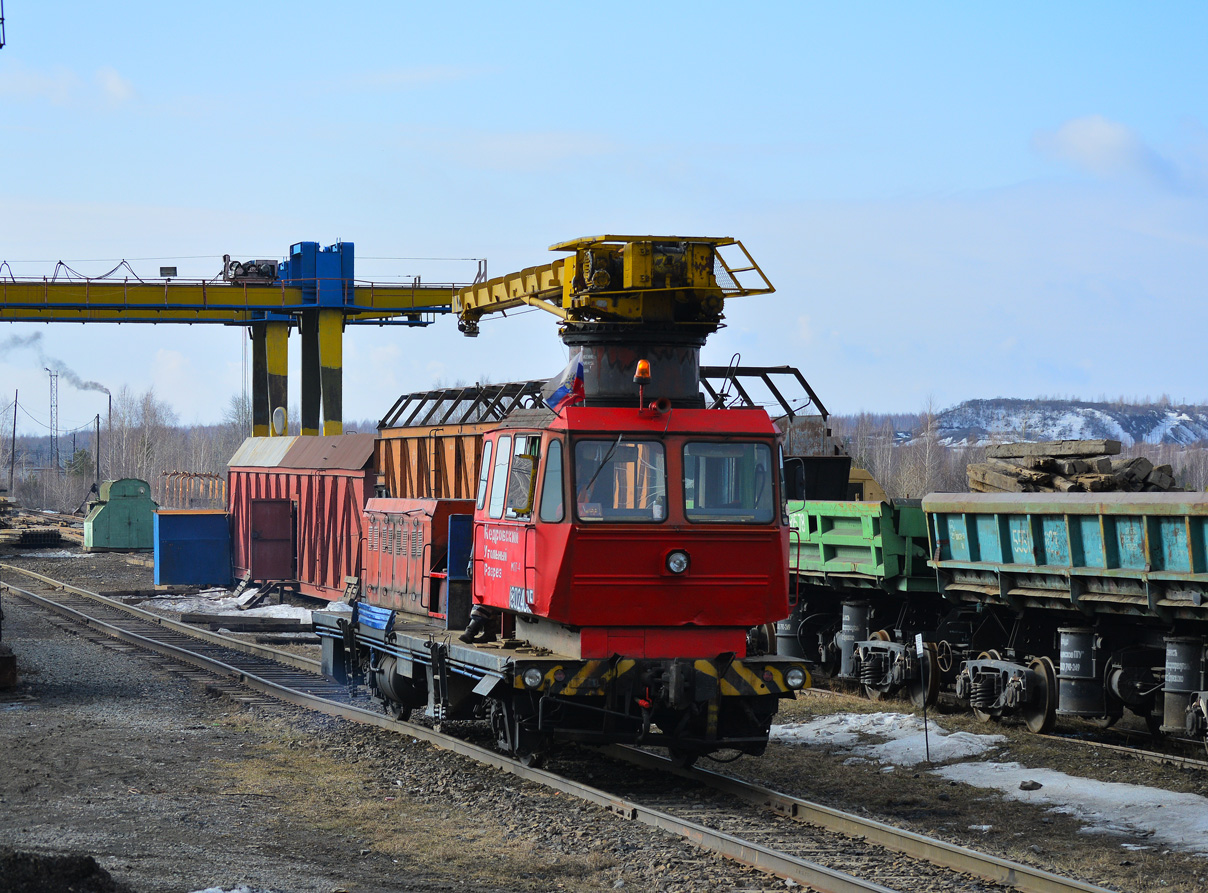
967,440,1182,493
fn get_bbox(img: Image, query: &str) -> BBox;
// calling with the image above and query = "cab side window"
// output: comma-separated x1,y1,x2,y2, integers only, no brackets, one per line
538,439,565,522
475,440,494,510
488,435,512,519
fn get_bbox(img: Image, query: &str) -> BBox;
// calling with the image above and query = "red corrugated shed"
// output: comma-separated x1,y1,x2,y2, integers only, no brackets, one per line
228,434,376,600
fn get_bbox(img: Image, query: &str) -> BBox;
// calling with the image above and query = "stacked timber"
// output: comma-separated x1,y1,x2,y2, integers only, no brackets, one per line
966,440,1182,494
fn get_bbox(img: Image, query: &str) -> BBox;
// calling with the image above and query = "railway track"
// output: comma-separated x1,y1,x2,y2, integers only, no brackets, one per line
0,563,1117,893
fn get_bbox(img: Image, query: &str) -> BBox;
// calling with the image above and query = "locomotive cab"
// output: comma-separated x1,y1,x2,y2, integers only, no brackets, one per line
472,405,792,660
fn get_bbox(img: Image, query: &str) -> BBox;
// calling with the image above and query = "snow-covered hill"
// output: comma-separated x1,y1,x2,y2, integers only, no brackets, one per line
934,399,1208,447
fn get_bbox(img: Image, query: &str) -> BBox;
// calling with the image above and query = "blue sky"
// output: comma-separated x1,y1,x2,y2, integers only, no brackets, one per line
2,2,1206,438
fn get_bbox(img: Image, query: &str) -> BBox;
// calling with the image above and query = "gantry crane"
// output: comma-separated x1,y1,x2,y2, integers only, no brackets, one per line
0,241,465,436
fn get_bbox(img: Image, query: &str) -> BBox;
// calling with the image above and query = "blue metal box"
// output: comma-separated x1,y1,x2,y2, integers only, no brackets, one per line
154,510,233,586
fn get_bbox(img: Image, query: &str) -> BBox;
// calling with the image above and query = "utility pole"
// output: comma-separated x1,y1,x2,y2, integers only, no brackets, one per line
45,368,60,473
8,389,16,493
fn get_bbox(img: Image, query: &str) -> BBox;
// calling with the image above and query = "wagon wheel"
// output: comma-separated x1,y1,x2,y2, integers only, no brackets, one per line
978,650,1001,661
908,643,940,709
1092,715,1119,730
870,629,892,642
1022,656,1057,734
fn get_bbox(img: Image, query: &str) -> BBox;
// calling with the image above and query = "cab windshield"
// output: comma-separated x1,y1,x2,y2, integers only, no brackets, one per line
574,439,666,523
683,441,774,523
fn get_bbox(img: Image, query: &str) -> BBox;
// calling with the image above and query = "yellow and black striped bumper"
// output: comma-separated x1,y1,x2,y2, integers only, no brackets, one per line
512,656,810,698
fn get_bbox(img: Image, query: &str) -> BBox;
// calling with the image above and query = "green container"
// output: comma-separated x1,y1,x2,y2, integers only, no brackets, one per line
84,478,158,552
787,498,935,592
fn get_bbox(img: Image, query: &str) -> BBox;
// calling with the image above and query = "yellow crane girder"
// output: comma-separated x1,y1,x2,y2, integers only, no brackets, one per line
0,280,456,324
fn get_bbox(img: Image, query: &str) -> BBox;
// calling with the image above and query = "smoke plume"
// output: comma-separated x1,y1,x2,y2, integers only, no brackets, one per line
0,331,110,395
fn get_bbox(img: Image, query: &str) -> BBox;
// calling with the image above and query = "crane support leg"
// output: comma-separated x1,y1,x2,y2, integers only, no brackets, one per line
251,324,269,437
266,322,289,435
318,308,343,436
300,310,320,436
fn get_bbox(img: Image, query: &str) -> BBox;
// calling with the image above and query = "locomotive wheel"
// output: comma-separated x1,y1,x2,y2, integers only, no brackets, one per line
518,750,547,769
907,643,940,709
489,697,547,765
668,747,700,769
489,698,513,753
1022,656,1057,734
384,699,411,722
1092,715,1119,730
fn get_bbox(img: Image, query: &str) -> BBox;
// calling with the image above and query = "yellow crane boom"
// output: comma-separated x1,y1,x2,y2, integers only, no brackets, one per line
453,235,773,337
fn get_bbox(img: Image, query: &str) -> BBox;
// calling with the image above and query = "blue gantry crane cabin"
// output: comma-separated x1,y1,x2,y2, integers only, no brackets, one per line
0,240,467,437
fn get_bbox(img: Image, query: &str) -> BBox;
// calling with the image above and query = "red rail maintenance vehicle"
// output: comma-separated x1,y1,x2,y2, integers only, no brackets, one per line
313,236,811,764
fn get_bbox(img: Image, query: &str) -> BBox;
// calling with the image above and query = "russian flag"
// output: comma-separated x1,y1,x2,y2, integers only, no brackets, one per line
543,349,585,411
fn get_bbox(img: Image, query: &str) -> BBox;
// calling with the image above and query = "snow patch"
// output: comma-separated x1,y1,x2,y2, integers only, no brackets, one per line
133,588,315,622
772,712,1005,766
935,761,1208,856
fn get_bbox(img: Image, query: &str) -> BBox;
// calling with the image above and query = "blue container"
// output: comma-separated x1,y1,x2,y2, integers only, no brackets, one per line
154,511,233,586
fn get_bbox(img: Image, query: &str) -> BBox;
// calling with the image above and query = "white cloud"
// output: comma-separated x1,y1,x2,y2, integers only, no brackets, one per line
797,314,814,344
0,61,80,105
1033,115,1178,189
95,66,135,104
0,61,135,107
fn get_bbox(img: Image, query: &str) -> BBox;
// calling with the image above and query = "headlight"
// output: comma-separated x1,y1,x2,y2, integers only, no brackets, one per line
522,668,544,689
666,550,689,574
786,667,807,690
